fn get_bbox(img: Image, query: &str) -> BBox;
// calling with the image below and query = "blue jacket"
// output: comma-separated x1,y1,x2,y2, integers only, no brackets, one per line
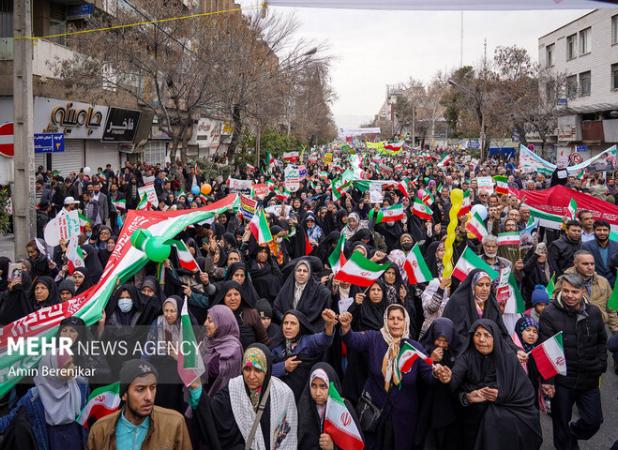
582,239,618,285
0,382,89,450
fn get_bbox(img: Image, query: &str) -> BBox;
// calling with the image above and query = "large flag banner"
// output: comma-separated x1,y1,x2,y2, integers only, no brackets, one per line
178,297,206,386
77,382,121,428
334,251,390,287
404,244,432,285
518,144,556,175
566,144,616,174
0,195,239,397
530,331,567,380
452,247,499,282
323,382,364,450
525,204,563,230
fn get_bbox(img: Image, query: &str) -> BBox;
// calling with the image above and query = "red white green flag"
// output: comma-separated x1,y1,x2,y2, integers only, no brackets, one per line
112,198,126,211
249,208,273,245
458,190,472,217
412,198,433,220
397,178,410,198
323,382,364,450
369,204,405,223
175,240,200,272
76,382,121,428
567,198,578,220
397,341,432,377
493,175,509,195
334,251,390,287
283,151,299,162
530,331,567,379
78,212,91,232
328,233,347,274
178,297,206,386
452,247,499,282
404,244,433,285
497,232,521,246
136,193,151,211
466,212,488,241
66,236,85,274
437,154,452,168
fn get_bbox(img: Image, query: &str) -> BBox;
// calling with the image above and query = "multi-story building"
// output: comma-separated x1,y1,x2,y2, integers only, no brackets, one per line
538,9,618,165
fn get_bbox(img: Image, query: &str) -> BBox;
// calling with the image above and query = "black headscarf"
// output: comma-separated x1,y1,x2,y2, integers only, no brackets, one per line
451,319,542,450
29,276,59,311
0,256,10,292
442,269,510,351
352,280,387,331
224,262,260,307
213,280,254,309
297,362,362,450
270,309,314,350
420,317,460,367
274,259,331,332
73,267,93,295
424,240,444,279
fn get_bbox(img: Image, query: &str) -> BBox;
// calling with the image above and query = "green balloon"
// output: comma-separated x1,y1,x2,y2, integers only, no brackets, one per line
144,236,171,263
131,229,152,250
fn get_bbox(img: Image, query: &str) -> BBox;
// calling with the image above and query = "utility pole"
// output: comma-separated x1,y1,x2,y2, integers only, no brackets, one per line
13,0,36,259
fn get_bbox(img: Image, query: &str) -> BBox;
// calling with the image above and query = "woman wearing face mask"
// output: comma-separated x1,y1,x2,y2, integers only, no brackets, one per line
415,318,461,450
436,320,542,450
200,304,243,396
339,305,435,450
270,309,337,401
297,363,363,450
274,260,331,333
213,281,269,349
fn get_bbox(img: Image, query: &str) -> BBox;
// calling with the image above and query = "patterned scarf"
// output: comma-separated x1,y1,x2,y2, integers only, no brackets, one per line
380,305,411,392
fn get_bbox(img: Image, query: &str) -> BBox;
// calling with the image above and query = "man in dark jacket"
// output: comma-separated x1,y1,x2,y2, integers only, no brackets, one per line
548,220,582,277
539,273,607,450
582,220,618,285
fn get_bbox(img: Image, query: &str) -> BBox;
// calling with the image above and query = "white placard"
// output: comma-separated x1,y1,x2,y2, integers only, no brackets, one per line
338,297,354,313
43,210,81,247
476,176,494,194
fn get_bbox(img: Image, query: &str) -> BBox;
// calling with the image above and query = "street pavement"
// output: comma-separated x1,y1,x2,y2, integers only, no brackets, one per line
0,232,616,447
540,355,617,450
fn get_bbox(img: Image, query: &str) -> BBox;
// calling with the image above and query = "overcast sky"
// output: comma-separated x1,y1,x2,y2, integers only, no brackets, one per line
239,2,592,128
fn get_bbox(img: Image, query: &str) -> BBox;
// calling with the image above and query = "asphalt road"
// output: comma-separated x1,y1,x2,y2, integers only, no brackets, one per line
540,354,617,450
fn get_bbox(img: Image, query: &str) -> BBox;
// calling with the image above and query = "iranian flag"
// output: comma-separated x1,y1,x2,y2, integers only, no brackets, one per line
404,244,433,285
328,233,347,274
178,297,206,386
319,171,330,180
437,154,452,168
332,177,352,201
369,205,405,223
526,205,563,230
334,251,390,287
567,198,578,220
76,382,121,428
504,273,526,314
78,212,91,232
530,331,567,379
384,141,403,152
397,178,410,198
493,175,509,195
466,212,488,241
283,151,299,163
249,208,273,245
458,190,472,217
66,236,85,274
136,193,151,211
412,198,433,220
323,382,364,450
452,247,499,282
266,151,276,171
397,341,432,376
497,232,521,246
112,198,126,211
175,240,200,272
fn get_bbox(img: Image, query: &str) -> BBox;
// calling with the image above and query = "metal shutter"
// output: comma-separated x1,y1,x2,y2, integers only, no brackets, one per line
142,141,166,165
85,142,120,173
52,140,84,177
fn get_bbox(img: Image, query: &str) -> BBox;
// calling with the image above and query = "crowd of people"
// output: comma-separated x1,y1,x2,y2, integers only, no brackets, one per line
0,145,617,450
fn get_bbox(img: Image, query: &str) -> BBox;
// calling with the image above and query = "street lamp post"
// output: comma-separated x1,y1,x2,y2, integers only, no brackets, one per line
448,78,486,161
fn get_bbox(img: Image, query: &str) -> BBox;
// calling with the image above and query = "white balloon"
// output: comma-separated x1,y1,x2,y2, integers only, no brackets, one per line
470,204,488,221
83,166,91,176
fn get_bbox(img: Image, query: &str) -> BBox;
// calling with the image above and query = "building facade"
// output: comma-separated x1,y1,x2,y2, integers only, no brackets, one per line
538,9,618,165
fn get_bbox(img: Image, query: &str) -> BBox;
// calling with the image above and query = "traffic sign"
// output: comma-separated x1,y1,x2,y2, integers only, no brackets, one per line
34,133,65,154
0,122,14,157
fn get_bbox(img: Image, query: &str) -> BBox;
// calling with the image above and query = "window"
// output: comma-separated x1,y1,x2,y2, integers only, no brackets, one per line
579,71,591,97
612,64,618,90
579,27,591,55
546,44,554,67
612,15,618,45
566,75,578,99
567,34,577,60
0,0,13,39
